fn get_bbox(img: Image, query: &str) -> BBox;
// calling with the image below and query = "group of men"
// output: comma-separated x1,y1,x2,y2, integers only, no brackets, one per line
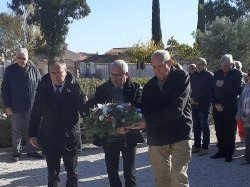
1,47,245,187
189,54,245,163
1,48,193,187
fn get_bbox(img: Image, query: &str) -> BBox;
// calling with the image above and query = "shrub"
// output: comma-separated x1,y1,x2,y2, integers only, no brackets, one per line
0,99,11,148
0,77,151,147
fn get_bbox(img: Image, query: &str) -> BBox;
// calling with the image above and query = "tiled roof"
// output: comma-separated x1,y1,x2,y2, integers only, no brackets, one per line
63,49,81,61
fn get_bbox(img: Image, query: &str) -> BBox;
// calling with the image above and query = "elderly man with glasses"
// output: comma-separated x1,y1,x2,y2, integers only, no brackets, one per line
86,60,144,187
29,58,87,187
1,48,42,162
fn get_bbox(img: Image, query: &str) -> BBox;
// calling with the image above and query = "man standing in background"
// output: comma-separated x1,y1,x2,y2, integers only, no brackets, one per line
1,48,42,162
190,58,213,156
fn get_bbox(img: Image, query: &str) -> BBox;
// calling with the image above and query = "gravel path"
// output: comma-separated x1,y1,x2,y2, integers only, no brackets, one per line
0,126,249,187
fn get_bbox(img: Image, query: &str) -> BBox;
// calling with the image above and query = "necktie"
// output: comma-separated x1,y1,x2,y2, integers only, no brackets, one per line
55,85,62,96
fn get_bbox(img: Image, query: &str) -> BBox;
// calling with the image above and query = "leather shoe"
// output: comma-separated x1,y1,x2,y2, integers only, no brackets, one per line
225,157,233,162
240,161,250,165
27,152,44,159
12,154,20,162
211,153,225,159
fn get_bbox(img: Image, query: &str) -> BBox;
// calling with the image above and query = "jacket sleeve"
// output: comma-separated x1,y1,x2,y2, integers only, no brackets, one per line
133,83,143,108
237,86,245,118
29,83,43,138
85,85,104,114
75,83,88,118
142,71,191,126
1,68,12,108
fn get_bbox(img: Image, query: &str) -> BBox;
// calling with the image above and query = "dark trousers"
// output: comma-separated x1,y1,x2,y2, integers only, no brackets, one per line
244,127,250,162
192,109,210,149
46,152,78,187
213,107,237,158
103,143,137,187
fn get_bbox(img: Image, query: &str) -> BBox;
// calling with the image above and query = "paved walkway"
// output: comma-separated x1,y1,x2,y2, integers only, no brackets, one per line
0,126,249,187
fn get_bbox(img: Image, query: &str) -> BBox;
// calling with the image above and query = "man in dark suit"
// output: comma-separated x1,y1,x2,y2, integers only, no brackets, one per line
29,58,87,187
86,60,143,187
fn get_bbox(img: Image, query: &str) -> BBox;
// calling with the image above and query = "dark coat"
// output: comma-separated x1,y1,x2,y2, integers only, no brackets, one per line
29,72,87,156
211,69,243,109
1,63,41,113
141,67,193,146
190,70,214,110
86,78,143,147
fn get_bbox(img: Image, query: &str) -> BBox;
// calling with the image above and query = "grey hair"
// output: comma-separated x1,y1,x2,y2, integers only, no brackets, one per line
151,50,171,63
197,58,207,66
49,57,67,70
189,63,196,69
17,48,28,58
234,61,242,70
221,54,233,65
111,60,128,73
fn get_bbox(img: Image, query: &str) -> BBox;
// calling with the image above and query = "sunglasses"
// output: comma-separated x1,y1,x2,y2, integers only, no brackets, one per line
17,57,26,60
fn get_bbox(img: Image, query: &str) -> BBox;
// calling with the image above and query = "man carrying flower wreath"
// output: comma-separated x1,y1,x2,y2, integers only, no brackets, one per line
86,59,143,187
132,50,193,187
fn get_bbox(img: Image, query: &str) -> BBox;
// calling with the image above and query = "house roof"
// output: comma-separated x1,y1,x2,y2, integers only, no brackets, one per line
82,54,120,64
63,49,81,61
105,47,132,55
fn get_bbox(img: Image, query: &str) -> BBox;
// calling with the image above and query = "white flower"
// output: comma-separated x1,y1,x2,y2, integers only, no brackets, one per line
116,104,124,110
138,113,143,118
99,115,104,121
121,118,126,123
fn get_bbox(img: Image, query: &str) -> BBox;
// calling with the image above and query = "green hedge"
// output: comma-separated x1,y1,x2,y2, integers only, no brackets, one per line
0,77,150,147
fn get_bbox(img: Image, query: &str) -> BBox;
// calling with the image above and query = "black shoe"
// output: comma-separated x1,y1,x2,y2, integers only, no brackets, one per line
27,152,44,159
12,154,20,162
225,157,233,162
240,161,250,165
211,152,225,159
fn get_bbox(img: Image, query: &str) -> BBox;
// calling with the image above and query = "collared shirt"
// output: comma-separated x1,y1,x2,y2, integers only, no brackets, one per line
53,81,65,94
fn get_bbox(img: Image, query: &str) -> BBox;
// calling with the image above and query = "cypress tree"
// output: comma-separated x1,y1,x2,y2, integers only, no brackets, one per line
152,0,162,45
197,0,205,32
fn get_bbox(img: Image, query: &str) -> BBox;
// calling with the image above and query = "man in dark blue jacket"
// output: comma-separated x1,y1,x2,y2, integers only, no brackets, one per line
211,54,244,162
29,59,87,187
190,58,213,156
133,50,193,187
1,48,41,162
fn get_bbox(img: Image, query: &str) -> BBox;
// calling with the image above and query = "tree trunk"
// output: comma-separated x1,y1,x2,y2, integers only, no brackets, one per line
152,0,162,45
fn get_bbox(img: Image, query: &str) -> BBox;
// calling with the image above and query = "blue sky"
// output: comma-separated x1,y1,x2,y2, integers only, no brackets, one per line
0,0,198,54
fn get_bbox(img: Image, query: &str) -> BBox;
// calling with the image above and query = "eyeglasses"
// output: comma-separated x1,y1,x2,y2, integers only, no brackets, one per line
110,73,124,77
17,57,26,60
50,70,65,75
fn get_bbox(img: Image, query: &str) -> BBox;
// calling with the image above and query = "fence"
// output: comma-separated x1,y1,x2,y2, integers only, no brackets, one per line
79,62,155,79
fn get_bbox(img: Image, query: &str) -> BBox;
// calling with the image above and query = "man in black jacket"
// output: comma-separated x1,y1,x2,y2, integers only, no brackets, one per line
190,58,213,156
211,54,243,162
86,60,143,187
133,50,193,187
1,48,42,162
29,59,87,187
